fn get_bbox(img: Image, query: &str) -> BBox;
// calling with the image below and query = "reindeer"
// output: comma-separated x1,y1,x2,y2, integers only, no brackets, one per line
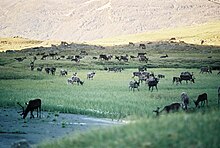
60,69,68,76
15,57,26,62
70,76,84,85
160,54,168,58
194,93,208,107
37,66,43,72
30,58,36,71
147,77,159,92
87,72,96,80
129,80,140,91
159,102,182,113
17,99,41,119
181,92,189,110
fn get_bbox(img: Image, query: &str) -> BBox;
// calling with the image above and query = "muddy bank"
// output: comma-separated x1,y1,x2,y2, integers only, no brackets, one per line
0,108,124,148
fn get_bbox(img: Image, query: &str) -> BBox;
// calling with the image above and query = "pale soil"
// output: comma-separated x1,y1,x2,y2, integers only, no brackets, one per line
0,107,123,148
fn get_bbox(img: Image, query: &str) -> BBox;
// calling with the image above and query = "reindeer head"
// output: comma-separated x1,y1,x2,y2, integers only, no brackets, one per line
80,81,84,85
193,100,199,107
153,107,160,116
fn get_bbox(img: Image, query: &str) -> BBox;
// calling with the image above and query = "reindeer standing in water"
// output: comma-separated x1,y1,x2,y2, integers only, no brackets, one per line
17,99,41,119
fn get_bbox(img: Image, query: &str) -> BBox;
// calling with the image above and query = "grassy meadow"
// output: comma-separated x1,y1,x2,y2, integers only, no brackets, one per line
0,66,219,119
0,21,220,147
37,111,220,148
0,49,220,147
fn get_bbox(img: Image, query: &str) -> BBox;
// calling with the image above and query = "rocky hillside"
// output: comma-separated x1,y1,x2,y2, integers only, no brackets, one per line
0,0,220,42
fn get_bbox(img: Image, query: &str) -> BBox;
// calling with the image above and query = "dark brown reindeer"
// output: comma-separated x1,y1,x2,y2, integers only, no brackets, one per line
147,77,159,92
160,54,168,58
160,102,182,113
15,57,26,62
200,67,212,74
173,77,182,85
153,102,182,116
17,99,41,119
30,58,36,71
194,93,208,108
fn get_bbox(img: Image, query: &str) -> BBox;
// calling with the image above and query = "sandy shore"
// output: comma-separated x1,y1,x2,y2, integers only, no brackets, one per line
0,107,123,148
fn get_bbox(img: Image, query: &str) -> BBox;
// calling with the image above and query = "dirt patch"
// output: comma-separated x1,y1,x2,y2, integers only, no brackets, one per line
0,108,124,148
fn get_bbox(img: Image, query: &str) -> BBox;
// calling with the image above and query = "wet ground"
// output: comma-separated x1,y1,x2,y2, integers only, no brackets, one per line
0,108,124,148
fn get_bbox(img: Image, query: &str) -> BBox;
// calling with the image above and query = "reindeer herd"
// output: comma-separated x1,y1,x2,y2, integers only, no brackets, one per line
153,92,210,116
12,47,219,119
16,65,219,119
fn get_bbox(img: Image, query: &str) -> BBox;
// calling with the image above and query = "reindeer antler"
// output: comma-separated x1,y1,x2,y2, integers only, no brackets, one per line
17,102,24,110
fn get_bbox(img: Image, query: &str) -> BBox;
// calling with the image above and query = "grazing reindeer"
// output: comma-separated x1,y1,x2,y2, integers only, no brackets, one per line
194,93,208,107
160,54,168,58
129,80,140,91
200,67,212,74
37,66,43,72
15,57,26,62
87,72,96,80
30,58,36,71
17,99,41,119
147,77,159,92
181,92,189,110
60,69,68,76
71,76,84,85
173,77,182,85
160,102,182,113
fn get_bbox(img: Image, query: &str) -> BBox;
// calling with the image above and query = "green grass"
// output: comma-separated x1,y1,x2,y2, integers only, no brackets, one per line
0,67,219,119
37,111,220,148
0,25,220,147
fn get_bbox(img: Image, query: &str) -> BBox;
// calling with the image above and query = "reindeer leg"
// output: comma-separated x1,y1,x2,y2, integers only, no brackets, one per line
39,106,41,118
31,110,34,118
30,111,33,119
202,101,204,107
185,104,188,110
37,108,38,118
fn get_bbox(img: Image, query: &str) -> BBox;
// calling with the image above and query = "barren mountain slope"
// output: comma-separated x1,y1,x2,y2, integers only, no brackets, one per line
0,0,219,42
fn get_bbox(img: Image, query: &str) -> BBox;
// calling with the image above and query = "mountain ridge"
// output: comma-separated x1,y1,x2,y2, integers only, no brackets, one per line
0,0,220,42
